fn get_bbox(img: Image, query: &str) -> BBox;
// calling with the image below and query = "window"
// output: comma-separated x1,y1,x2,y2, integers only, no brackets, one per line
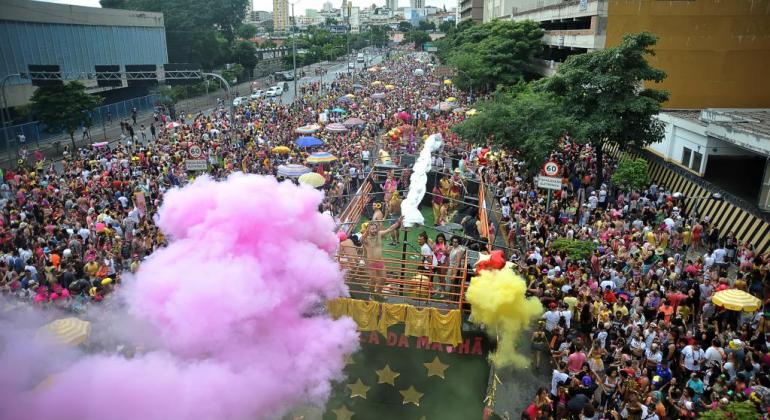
691,151,703,172
681,147,692,166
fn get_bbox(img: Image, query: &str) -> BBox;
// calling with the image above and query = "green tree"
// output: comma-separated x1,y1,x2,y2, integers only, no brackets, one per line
403,30,430,50
418,20,436,32
611,158,649,192
325,17,338,26
233,41,258,76
453,86,573,175
398,21,413,32
438,20,454,33
700,401,760,420
237,24,258,40
541,32,669,187
550,239,596,261
440,20,543,92
260,39,277,48
30,82,102,149
260,20,274,33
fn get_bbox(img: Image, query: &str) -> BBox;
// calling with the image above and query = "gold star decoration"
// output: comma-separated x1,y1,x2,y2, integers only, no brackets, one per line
400,385,424,406
344,354,355,367
376,364,400,386
347,378,370,399
423,356,449,379
332,405,354,420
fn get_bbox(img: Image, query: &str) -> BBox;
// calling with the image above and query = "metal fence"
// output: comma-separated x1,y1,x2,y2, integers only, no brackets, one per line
1,94,158,151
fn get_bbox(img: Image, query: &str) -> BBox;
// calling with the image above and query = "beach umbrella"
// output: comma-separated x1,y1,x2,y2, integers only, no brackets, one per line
337,96,353,104
385,84,395,90
371,92,386,100
298,172,326,188
295,124,320,134
277,164,311,177
345,93,355,98
306,151,337,164
446,97,456,102
295,136,324,148
38,317,91,346
165,122,181,129
372,80,383,86
92,142,109,148
331,107,347,114
343,117,365,127
712,289,762,312
443,79,453,85
271,146,291,154
413,69,424,76
325,123,348,133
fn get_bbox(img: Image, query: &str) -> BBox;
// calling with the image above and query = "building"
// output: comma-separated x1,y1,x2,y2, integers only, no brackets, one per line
251,10,273,24
350,7,361,33
459,0,483,23
273,0,290,32
411,0,425,8
507,0,770,109
0,0,168,109
322,1,334,12
387,0,399,13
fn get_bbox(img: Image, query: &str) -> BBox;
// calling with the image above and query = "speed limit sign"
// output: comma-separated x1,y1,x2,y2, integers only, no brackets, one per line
543,160,560,177
188,145,203,159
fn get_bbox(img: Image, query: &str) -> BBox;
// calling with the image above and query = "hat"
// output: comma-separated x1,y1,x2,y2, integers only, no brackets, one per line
582,376,592,386
655,247,665,256
548,302,557,309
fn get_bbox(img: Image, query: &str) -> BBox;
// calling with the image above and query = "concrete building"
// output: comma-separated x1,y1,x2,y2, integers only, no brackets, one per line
273,0,290,32
350,7,361,33
507,0,770,109
649,109,770,212
459,0,483,23
411,0,425,8
251,10,273,23
0,0,168,109
387,0,399,13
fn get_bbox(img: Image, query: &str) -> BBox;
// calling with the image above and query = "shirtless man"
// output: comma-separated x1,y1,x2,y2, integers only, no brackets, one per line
363,217,402,300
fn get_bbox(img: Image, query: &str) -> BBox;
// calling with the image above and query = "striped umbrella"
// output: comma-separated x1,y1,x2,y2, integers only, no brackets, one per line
325,123,348,133
277,164,311,177
38,317,91,346
370,92,386,100
295,136,324,148
307,152,337,164
712,289,762,312
298,172,326,188
295,124,320,134
343,117,366,127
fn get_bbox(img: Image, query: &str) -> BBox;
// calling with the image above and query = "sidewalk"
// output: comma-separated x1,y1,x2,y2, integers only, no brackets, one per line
0,60,342,169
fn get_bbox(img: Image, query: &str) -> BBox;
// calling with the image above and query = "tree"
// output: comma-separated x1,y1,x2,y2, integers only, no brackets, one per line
418,20,436,32
440,20,544,92
403,30,430,50
325,17,338,26
398,21,413,32
700,401,760,420
550,239,596,261
452,86,574,175
439,20,454,33
30,82,102,149
237,24,258,40
233,41,258,76
541,32,669,187
611,158,649,192
260,39,277,48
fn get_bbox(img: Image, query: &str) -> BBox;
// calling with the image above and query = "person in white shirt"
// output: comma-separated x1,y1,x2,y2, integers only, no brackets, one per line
704,339,725,366
550,363,569,397
542,303,561,332
681,342,705,372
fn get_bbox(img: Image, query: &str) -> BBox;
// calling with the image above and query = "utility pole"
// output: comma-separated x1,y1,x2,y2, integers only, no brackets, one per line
291,0,298,95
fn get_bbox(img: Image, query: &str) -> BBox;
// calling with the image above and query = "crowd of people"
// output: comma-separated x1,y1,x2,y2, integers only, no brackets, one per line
3,44,769,419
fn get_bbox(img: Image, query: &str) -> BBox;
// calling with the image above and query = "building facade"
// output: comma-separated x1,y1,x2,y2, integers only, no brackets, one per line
411,0,425,8
508,0,770,109
273,0,290,32
0,0,168,109
459,0,484,22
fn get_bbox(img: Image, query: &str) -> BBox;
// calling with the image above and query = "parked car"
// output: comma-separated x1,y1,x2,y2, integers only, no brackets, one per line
265,87,278,97
250,90,263,100
348,62,355,69
273,85,284,95
232,96,248,106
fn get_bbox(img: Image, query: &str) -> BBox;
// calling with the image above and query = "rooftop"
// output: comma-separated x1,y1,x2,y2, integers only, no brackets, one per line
664,108,770,139
0,0,165,28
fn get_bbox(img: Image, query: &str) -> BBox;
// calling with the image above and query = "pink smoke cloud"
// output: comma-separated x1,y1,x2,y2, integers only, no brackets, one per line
0,173,358,420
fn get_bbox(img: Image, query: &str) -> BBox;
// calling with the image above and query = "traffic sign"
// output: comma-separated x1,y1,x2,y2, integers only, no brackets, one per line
536,176,562,191
188,144,203,159
185,159,207,171
543,160,560,177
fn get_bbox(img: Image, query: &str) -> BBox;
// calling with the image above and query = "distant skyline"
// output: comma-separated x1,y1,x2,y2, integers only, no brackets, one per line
35,0,454,13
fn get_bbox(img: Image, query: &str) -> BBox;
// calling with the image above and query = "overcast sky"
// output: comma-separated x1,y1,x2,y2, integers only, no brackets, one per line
37,0,455,13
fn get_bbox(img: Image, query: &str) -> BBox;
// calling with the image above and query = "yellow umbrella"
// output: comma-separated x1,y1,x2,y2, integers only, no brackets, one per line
446,97,456,102
39,317,91,346
345,93,355,98
385,84,395,90
298,172,326,188
272,146,291,154
443,79,453,85
372,81,382,86
712,289,762,312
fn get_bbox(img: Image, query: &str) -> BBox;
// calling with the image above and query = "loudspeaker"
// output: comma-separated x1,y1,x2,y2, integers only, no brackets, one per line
28,65,62,87
125,65,158,87
95,65,122,87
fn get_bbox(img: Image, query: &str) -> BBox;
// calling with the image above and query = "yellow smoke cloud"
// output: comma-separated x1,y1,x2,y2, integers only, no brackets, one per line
466,268,544,368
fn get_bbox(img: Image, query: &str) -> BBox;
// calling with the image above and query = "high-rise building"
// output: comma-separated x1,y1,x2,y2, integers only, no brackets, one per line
411,0,425,8
341,0,348,18
386,0,398,12
272,0,289,32
459,0,482,22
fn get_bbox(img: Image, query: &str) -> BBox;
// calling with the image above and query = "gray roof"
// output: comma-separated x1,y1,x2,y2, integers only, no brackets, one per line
664,108,770,138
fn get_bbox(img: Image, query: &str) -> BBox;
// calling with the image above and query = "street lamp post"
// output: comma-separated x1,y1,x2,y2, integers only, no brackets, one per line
290,0,298,95
202,72,234,119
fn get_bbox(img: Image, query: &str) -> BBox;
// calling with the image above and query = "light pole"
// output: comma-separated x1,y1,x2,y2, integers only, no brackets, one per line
289,0,298,95
202,72,234,119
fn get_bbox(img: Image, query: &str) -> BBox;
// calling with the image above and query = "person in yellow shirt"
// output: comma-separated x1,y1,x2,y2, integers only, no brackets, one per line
613,302,629,318
84,260,99,278
645,229,656,247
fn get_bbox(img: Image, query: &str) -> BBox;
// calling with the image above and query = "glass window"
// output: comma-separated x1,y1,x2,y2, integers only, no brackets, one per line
681,147,692,166
691,151,703,172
